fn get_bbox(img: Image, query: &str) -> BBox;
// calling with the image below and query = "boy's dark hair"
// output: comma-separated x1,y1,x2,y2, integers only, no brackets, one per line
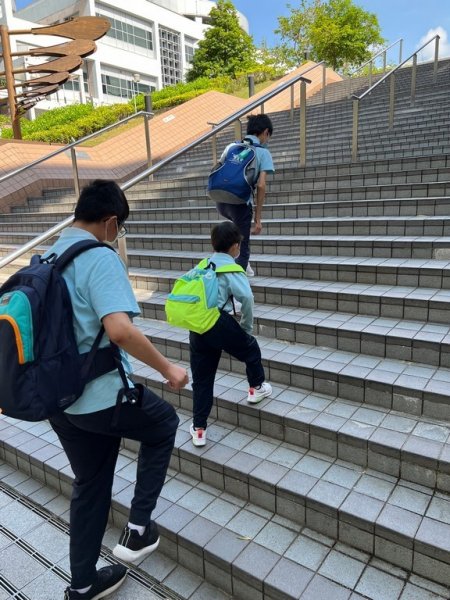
211,221,243,253
74,179,129,224
247,114,273,136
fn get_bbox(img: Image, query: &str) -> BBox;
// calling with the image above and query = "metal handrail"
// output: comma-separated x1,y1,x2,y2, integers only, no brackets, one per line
351,35,440,161
0,111,154,188
347,39,403,95
0,61,324,269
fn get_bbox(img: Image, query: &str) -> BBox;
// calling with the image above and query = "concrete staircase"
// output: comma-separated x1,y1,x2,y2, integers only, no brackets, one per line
2,59,450,599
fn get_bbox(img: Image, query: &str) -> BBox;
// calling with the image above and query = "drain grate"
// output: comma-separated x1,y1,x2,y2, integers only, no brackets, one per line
0,480,185,600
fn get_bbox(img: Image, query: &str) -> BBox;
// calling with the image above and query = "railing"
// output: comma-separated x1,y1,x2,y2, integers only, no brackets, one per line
351,35,440,161
0,111,154,198
347,39,403,96
0,61,326,270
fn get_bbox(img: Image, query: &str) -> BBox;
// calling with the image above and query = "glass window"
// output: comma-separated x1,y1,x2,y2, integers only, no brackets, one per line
96,11,153,53
159,26,182,86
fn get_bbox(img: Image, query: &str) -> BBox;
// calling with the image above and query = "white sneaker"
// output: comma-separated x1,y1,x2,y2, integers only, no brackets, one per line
246,263,255,277
247,382,272,404
190,423,207,446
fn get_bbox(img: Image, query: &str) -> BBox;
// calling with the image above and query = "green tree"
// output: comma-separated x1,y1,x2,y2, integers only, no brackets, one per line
187,0,255,81
275,0,384,71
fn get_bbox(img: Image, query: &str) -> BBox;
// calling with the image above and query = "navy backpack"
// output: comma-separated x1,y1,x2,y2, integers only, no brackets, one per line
0,240,121,421
207,137,260,204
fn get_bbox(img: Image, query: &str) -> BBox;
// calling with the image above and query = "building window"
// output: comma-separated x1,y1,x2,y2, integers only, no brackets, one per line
96,9,154,55
159,26,182,86
101,72,155,101
184,36,197,64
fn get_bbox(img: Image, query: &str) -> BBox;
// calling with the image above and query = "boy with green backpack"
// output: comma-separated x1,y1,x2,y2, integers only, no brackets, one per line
165,221,272,446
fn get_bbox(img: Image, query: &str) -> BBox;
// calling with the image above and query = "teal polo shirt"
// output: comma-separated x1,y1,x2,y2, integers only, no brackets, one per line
44,227,140,415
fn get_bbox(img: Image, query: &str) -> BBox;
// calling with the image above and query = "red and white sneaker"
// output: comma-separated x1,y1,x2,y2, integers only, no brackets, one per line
248,382,272,404
190,423,207,446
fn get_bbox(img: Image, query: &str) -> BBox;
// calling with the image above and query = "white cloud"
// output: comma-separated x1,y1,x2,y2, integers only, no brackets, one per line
417,26,450,60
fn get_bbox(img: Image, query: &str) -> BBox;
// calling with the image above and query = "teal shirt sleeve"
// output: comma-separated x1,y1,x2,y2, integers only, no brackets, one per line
221,272,254,334
85,249,140,320
256,147,275,174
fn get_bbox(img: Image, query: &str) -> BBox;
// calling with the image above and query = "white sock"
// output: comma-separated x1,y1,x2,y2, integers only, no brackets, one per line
128,522,145,535
71,585,91,594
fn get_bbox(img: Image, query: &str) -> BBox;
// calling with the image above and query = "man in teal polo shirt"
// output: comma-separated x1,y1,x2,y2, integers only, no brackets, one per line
46,180,188,600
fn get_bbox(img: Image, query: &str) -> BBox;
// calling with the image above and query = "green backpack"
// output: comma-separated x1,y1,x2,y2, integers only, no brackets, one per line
165,258,245,334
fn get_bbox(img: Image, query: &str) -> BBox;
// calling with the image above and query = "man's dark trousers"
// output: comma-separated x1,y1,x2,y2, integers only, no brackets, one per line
50,389,179,589
190,312,265,429
216,202,252,270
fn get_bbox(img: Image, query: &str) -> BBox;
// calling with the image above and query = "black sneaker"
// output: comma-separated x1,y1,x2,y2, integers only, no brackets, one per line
112,521,160,563
63,564,127,599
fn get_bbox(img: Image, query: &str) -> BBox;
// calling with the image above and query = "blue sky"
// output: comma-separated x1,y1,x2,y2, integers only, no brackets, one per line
14,0,450,60
232,0,450,60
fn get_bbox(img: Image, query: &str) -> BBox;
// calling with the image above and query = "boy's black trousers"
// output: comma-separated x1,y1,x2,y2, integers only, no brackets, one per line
190,312,265,429
216,202,252,270
50,388,179,589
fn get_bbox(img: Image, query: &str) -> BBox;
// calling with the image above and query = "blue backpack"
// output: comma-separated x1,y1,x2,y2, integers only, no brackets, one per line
0,240,121,422
207,137,260,204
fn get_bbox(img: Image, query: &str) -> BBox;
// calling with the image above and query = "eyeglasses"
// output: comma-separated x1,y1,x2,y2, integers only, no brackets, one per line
117,222,127,238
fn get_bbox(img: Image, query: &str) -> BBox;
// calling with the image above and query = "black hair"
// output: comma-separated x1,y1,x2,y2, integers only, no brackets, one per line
74,179,129,224
247,114,273,136
211,221,243,253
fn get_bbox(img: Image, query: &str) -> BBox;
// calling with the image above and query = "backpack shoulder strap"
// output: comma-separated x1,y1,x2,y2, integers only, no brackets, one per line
216,263,246,274
54,240,115,272
242,136,261,148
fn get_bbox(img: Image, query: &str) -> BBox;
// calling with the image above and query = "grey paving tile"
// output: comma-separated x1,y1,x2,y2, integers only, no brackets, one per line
226,508,267,539
322,465,361,488
265,556,314,598
354,474,395,502
415,517,450,554
0,500,45,536
284,534,329,570
426,496,450,526
356,566,405,600
0,544,46,587
307,480,350,509
204,527,249,565
319,550,365,588
200,497,241,527
233,542,280,587
388,486,431,515
163,564,203,598
376,504,422,539
22,522,69,562
294,455,332,478
177,488,215,514
139,551,177,581
301,574,352,600
21,571,67,599
190,581,232,600
254,522,297,555
399,582,444,599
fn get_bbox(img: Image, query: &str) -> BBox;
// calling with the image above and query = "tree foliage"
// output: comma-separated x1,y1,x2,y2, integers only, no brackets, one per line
187,0,255,81
275,0,384,71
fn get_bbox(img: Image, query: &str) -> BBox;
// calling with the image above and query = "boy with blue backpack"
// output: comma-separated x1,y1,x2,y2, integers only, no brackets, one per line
207,114,275,276
173,221,272,446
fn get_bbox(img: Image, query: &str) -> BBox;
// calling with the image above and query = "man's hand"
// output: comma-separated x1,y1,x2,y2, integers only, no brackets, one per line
163,364,189,390
251,220,262,235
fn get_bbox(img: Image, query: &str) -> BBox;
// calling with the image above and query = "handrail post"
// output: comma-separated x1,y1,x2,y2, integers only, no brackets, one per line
368,62,372,87
410,54,417,107
211,133,217,165
260,102,265,115
117,237,128,269
290,84,295,124
351,98,359,162
389,72,396,130
433,36,440,83
322,63,326,104
399,39,403,63
144,113,153,180
299,80,307,167
234,119,242,141
383,50,387,73
70,147,80,199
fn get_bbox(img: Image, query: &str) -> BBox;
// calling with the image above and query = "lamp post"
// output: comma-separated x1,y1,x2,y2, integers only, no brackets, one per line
133,72,140,112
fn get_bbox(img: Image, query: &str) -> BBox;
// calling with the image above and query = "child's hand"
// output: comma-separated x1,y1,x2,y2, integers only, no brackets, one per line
164,364,189,390
251,220,262,234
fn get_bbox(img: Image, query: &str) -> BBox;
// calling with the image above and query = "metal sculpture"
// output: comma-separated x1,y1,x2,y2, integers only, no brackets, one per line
0,16,110,139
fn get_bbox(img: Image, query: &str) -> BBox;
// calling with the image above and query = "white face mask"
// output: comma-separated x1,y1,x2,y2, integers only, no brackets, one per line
103,217,119,246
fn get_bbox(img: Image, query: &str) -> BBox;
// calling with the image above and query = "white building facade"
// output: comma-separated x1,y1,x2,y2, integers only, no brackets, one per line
0,0,249,113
